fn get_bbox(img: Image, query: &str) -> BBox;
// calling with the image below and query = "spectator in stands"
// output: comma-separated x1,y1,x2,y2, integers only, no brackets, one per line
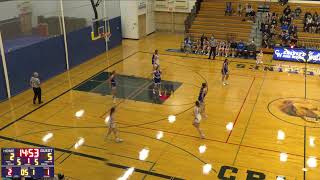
313,12,318,22
225,42,231,57
281,21,289,31
316,17,320,33
279,0,288,6
200,33,206,48
270,25,276,37
262,32,270,48
294,6,302,18
237,3,243,16
281,30,290,46
30,72,42,104
283,5,291,16
245,4,253,17
305,14,313,32
290,32,298,46
271,15,278,27
184,35,192,52
245,4,256,22
247,41,257,58
236,40,245,57
230,40,237,57
208,35,217,60
225,2,232,16
195,39,201,54
288,23,297,35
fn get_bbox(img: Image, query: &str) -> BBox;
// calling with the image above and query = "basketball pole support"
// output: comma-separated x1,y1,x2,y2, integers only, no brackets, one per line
103,0,109,52
0,32,11,99
60,0,70,70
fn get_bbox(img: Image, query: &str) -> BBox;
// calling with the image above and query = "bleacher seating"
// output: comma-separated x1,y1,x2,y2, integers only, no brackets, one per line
187,0,320,50
188,0,261,41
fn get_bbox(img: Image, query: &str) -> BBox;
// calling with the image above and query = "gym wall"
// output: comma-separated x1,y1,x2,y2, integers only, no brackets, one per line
0,0,122,101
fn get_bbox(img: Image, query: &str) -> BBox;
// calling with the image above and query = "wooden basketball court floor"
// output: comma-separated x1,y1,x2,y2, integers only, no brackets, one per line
0,32,320,180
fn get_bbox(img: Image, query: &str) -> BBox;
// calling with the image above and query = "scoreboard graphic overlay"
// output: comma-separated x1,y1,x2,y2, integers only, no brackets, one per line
1,148,54,178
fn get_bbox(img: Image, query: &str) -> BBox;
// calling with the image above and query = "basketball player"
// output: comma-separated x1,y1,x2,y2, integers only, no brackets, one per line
153,66,162,96
107,71,117,103
198,83,208,118
106,107,123,143
256,49,264,69
193,101,205,139
221,59,230,85
152,49,160,69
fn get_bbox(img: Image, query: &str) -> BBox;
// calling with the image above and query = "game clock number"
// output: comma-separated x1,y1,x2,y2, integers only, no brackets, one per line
1,148,54,178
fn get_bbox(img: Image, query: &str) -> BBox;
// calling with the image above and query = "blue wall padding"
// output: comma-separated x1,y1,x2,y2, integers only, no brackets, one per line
3,16,122,98
6,35,66,96
67,16,122,68
0,55,8,101
67,26,106,68
107,16,122,50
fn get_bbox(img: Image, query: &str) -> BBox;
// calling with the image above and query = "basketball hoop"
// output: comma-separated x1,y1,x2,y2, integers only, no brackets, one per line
91,31,111,41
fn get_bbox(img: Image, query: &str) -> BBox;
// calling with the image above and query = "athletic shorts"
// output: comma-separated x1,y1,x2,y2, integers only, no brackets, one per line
109,122,116,129
221,70,229,75
154,78,161,84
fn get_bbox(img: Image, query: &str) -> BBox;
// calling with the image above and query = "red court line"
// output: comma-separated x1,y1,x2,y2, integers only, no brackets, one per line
225,77,256,143
130,125,304,158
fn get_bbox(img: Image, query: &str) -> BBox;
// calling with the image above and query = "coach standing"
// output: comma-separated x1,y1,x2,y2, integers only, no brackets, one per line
30,72,42,104
208,35,217,60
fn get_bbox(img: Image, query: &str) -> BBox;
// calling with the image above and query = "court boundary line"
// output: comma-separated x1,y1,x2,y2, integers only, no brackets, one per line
0,51,139,131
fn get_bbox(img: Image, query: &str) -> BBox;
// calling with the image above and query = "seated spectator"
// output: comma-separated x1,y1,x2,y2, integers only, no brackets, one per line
271,16,278,26
283,5,291,16
184,36,192,51
313,12,318,22
194,39,201,54
290,33,298,46
237,3,243,16
281,30,290,46
230,40,237,57
236,40,245,57
288,23,297,35
217,41,226,57
281,21,289,31
270,25,276,36
279,14,286,25
294,6,302,18
247,41,257,58
316,17,320,33
305,15,313,32
225,42,231,57
262,32,270,48
269,36,276,48
279,0,288,6
245,4,253,17
225,2,232,16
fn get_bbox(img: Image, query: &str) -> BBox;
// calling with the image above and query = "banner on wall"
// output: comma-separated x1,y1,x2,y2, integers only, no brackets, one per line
273,47,320,64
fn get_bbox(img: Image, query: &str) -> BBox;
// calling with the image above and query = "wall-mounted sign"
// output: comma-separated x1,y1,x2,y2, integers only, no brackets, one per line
273,47,320,64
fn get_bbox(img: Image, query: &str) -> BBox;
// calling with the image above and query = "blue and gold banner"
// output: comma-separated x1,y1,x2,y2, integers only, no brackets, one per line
273,47,320,64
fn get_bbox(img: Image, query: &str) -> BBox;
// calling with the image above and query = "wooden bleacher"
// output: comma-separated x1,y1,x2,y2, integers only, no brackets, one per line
188,0,320,50
188,0,263,41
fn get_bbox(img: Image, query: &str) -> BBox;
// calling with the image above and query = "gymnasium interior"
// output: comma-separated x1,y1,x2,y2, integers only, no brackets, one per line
0,0,320,179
